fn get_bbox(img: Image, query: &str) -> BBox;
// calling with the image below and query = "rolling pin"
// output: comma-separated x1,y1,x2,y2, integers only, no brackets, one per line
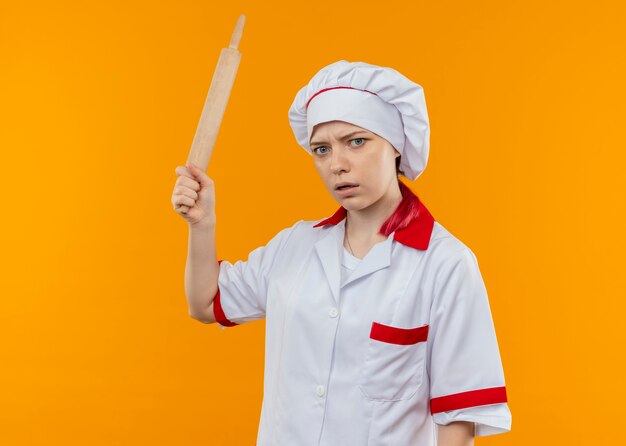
180,14,245,213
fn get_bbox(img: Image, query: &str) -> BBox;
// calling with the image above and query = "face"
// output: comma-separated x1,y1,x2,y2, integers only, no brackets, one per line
309,120,401,211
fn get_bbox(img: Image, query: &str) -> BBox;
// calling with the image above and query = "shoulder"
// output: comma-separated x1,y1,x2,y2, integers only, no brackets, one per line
424,221,480,271
418,222,489,313
251,218,328,267
265,218,324,247
267,216,341,252
280,217,338,236
273,218,319,237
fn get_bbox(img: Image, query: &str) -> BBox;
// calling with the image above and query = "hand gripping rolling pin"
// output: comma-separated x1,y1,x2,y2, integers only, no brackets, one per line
186,14,245,172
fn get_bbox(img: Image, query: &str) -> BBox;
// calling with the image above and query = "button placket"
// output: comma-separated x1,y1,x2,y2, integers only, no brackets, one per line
316,385,325,397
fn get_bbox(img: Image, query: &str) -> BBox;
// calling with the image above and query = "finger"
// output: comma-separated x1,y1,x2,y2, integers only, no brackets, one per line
172,196,194,210
175,202,190,213
177,176,201,192
187,163,213,189
175,165,194,180
175,186,199,201
175,196,195,208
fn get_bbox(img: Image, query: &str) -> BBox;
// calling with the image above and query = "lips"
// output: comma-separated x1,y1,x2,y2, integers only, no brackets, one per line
335,182,359,190
335,184,359,197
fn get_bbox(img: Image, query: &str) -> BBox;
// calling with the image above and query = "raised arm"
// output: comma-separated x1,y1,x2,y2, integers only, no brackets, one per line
172,163,219,324
185,220,219,323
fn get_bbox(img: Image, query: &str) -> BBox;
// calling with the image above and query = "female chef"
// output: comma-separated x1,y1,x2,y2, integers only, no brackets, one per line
172,60,512,446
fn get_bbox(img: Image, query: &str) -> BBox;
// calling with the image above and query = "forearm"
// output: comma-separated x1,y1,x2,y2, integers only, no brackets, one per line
185,219,219,321
437,421,474,446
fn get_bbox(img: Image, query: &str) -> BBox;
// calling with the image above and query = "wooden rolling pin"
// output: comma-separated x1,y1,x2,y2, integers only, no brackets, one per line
186,14,245,171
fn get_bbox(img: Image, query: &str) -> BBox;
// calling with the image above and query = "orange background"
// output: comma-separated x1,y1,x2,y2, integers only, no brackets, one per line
1,0,625,444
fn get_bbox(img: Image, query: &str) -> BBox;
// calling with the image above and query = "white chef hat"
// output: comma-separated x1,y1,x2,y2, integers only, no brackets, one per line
288,60,430,181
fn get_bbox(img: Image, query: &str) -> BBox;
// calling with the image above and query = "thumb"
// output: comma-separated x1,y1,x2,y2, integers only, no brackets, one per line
187,163,209,187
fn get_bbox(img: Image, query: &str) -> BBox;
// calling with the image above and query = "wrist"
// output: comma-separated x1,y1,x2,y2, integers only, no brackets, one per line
189,218,216,230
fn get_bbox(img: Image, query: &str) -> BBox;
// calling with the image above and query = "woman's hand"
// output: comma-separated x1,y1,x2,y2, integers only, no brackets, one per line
171,163,216,226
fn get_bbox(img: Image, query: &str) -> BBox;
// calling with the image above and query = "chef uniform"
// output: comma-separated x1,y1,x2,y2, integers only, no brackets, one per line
211,61,512,445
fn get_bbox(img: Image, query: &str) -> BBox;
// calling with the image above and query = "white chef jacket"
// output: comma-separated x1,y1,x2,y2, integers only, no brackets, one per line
341,246,362,286
212,198,512,445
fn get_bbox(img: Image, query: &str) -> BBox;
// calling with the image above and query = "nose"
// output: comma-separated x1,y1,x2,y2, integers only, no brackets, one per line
330,145,350,175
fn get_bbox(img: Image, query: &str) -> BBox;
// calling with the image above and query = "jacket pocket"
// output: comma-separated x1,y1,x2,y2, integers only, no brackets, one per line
358,322,429,401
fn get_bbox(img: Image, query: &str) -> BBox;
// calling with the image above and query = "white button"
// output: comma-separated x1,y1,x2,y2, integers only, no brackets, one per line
329,307,339,318
316,385,325,397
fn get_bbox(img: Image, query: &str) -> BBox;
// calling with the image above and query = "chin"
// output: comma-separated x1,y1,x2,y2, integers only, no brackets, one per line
339,198,369,211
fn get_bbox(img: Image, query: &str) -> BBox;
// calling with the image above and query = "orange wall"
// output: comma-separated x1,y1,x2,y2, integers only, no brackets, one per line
1,0,625,444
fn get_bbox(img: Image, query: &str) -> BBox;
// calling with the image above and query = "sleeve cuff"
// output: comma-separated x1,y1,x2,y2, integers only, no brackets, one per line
432,402,512,437
213,287,239,328
431,386,511,437
430,386,507,414
213,259,239,329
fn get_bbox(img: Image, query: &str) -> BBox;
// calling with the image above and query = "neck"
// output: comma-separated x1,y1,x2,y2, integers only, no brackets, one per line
345,180,403,242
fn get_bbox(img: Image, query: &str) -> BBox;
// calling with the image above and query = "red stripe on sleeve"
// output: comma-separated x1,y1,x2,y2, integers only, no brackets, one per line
212,259,238,327
430,386,508,414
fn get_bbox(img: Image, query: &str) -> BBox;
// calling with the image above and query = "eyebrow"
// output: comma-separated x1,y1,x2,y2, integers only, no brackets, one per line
310,131,370,147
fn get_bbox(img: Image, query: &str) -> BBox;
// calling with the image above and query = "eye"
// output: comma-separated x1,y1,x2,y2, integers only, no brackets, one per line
351,138,366,147
312,146,329,155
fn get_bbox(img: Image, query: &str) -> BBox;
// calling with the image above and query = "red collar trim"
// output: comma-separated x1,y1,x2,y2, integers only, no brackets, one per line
312,206,348,227
312,198,435,250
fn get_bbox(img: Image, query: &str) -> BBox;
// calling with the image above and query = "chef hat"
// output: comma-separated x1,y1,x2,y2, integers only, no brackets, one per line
288,60,430,181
